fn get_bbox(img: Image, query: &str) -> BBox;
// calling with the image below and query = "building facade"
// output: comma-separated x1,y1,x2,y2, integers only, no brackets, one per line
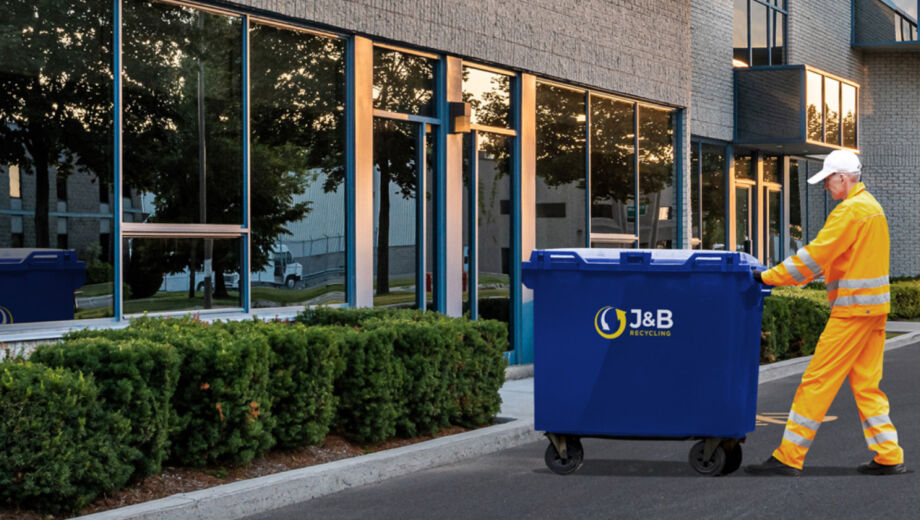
1,0,918,365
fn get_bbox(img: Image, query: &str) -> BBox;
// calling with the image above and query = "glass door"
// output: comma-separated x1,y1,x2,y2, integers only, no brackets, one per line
764,187,782,266
735,185,753,254
463,130,512,321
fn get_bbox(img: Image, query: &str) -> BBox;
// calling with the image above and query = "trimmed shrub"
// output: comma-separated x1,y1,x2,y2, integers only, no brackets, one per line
761,290,830,363
167,319,275,466
451,319,508,426
296,306,434,327
889,282,920,320
0,362,133,514
66,317,276,467
86,261,113,285
30,337,181,480
333,326,404,443
259,322,343,449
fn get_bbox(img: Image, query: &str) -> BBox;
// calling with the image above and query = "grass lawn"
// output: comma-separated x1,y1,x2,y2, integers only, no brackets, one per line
251,284,345,305
78,282,114,298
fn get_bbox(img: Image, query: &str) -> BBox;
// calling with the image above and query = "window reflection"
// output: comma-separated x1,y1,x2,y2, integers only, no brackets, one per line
735,154,754,180
123,2,244,225
772,11,785,65
638,107,676,249
825,78,841,145
124,237,241,315
842,84,857,148
766,189,782,265
733,0,749,66
372,119,420,306
806,71,823,142
373,48,435,116
1,0,114,323
763,155,781,183
462,67,512,128
591,96,635,240
535,83,586,249
750,1,768,66
701,144,726,250
789,159,804,255
736,187,752,253
249,23,346,307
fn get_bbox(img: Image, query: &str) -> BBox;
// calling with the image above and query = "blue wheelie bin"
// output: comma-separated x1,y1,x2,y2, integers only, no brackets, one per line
0,249,86,325
521,249,770,476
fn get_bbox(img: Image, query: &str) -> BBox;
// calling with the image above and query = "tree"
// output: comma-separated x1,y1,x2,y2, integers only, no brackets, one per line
0,0,113,248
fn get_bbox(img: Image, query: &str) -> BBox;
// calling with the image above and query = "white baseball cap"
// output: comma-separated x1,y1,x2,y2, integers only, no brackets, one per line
807,149,862,184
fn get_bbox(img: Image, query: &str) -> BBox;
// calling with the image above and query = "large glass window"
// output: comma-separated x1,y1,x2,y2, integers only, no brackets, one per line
373,47,435,116
806,71,824,142
638,107,676,249
124,237,242,315
248,22,346,308
590,96,635,244
825,78,841,146
1,0,115,323
535,83,586,249
805,70,858,149
690,142,727,250
842,84,857,149
123,2,244,225
462,66,512,128
734,0,787,67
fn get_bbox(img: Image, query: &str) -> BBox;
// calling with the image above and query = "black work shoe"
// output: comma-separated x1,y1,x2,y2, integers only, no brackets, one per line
744,456,801,476
857,460,907,475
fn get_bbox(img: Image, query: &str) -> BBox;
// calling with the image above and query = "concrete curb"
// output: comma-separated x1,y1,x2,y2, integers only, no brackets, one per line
73,419,542,520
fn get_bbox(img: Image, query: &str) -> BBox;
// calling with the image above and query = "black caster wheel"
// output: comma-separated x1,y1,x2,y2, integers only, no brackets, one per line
544,436,584,475
721,442,743,475
688,440,727,476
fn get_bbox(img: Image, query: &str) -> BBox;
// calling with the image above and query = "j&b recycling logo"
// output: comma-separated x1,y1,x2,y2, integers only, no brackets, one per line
0,306,12,325
594,306,673,339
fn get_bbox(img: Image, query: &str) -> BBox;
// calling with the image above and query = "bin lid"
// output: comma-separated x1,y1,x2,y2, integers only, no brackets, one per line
522,248,764,273
0,248,85,269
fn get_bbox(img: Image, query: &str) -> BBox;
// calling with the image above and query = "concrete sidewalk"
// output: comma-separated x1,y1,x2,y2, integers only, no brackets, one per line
74,325,920,520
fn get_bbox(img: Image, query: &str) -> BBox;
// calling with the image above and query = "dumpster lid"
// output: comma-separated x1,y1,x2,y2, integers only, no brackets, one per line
0,248,83,267
523,248,764,273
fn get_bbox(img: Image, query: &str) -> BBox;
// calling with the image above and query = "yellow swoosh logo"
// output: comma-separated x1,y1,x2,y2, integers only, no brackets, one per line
594,306,626,339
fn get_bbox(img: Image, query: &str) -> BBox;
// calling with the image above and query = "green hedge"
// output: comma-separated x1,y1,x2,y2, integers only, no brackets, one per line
249,321,343,449
5,310,509,512
889,282,920,320
30,337,181,480
0,362,133,514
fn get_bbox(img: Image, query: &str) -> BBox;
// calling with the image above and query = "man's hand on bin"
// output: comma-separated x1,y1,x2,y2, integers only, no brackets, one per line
752,270,764,284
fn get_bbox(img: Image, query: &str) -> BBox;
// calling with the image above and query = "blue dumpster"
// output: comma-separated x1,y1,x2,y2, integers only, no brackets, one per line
522,249,770,476
0,249,86,325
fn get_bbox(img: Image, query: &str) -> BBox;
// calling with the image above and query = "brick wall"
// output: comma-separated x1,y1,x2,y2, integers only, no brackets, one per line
231,0,692,108
788,0,864,84
690,0,734,141
859,52,920,277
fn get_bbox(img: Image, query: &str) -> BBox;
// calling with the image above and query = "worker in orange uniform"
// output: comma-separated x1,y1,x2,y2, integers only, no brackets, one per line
745,149,906,476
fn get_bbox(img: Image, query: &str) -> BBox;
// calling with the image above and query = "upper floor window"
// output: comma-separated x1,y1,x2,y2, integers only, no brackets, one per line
734,0,787,67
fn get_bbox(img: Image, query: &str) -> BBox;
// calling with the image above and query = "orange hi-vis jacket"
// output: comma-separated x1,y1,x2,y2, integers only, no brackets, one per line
761,182,890,317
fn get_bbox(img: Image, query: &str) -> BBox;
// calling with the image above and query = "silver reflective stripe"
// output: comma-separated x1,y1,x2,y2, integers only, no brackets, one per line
862,415,892,431
827,276,890,294
783,429,813,448
797,248,822,276
789,410,821,432
831,293,891,308
783,257,806,283
866,431,899,446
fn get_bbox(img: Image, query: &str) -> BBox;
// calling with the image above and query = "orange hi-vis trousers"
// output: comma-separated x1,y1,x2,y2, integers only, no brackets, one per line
773,315,904,470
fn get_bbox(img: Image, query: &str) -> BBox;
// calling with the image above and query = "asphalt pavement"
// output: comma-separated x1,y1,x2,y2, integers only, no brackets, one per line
245,335,920,520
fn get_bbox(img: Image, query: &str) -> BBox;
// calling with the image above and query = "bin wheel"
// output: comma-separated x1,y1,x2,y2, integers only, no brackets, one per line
721,442,743,475
544,436,584,475
688,440,726,476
